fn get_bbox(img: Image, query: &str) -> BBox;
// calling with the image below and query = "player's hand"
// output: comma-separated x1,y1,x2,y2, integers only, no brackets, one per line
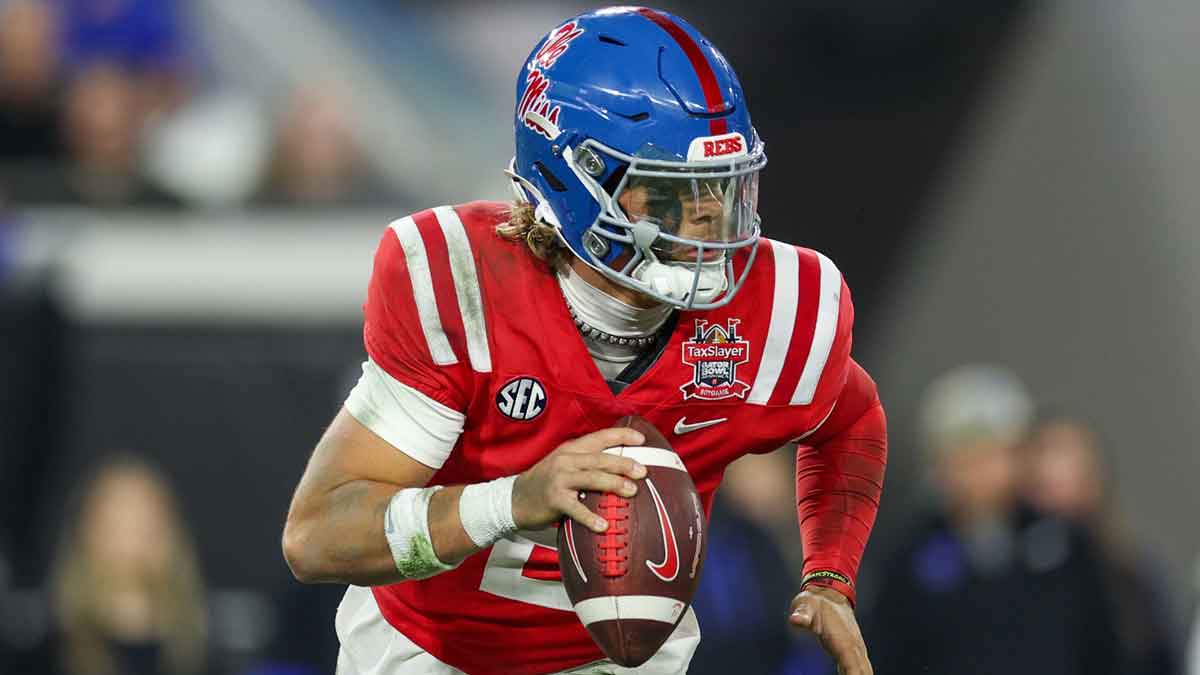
789,586,873,675
512,427,647,533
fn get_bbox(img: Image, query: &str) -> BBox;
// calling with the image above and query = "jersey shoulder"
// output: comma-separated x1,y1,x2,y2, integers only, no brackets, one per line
363,201,519,409
733,237,855,409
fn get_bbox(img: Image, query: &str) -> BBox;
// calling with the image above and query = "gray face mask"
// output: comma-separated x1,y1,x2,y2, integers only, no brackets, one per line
562,138,766,310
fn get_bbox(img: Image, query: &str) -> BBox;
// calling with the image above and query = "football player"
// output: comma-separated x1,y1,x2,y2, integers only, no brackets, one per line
283,7,886,675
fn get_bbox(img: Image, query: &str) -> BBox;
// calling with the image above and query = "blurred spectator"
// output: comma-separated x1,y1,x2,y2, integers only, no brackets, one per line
10,61,181,207
717,448,805,572
55,0,191,113
0,0,64,160
52,454,207,675
863,365,1121,675
257,83,390,208
143,93,270,209
690,452,830,675
1025,414,1181,675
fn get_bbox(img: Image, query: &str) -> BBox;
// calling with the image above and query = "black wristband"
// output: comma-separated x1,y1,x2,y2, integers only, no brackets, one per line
801,570,852,588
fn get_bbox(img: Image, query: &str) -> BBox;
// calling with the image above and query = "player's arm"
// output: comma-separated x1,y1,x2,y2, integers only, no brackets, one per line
793,359,887,604
788,358,886,675
281,406,646,586
283,407,440,585
282,224,645,587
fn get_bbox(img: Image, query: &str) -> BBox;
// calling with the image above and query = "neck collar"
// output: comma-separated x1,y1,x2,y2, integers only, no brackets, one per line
557,265,671,348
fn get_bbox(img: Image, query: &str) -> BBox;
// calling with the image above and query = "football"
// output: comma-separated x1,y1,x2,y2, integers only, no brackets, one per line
558,415,708,667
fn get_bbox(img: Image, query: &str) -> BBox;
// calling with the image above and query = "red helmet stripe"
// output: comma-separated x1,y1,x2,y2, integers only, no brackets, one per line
635,8,729,135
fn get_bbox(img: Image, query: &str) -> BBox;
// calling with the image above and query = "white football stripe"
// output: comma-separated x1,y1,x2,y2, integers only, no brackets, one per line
574,595,688,626
747,240,799,404
432,206,492,373
603,446,686,471
791,252,842,405
389,217,456,365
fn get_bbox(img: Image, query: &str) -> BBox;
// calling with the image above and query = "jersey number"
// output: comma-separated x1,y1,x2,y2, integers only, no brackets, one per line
478,533,572,611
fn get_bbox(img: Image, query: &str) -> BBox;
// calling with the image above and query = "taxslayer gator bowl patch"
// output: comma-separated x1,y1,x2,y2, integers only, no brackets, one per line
680,318,750,400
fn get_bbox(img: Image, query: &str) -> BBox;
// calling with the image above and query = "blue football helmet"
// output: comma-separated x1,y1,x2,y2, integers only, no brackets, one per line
508,6,766,310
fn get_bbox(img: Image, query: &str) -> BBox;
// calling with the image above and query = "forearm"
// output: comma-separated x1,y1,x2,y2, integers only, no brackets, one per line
795,362,887,604
284,479,480,586
282,411,644,587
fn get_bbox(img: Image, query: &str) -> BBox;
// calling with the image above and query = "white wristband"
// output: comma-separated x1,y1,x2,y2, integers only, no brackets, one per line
458,475,519,548
384,486,458,579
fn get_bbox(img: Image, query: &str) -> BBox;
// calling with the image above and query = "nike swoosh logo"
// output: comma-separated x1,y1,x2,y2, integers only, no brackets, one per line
644,479,680,582
563,518,588,584
673,417,728,435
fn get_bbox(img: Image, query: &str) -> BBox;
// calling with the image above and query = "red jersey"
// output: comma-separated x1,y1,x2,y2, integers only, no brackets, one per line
361,201,881,675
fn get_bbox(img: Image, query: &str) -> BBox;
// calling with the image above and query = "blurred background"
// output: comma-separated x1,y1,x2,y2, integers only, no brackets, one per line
1,0,1198,673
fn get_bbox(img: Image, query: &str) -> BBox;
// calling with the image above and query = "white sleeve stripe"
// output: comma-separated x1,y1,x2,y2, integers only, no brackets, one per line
747,240,799,404
344,358,465,470
432,206,492,373
791,252,842,405
389,217,457,366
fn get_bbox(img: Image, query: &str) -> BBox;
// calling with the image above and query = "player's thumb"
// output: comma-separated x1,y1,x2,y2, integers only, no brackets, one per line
790,602,815,628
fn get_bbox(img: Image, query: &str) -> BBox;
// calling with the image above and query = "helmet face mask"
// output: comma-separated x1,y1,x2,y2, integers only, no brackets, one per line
564,137,765,309
511,8,767,310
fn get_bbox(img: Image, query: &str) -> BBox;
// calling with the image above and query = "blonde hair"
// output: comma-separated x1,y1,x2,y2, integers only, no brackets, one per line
52,454,208,675
495,200,569,267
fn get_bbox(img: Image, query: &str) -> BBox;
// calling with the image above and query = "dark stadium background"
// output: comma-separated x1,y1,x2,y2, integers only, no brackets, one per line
2,1,1197,673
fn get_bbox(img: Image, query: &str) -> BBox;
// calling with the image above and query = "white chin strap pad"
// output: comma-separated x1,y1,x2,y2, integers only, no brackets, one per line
632,258,728,305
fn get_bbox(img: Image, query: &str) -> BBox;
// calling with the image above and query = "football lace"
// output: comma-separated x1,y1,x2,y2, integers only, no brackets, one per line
596,493,631,577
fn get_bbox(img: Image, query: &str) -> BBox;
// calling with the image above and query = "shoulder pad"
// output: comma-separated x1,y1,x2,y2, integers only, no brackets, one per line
378,205,493,373
745,240,852,407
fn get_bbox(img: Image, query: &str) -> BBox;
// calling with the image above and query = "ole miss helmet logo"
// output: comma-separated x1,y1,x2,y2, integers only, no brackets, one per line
518,70,561,139
532,21,584,70
680,318,751,400
519,21,585,140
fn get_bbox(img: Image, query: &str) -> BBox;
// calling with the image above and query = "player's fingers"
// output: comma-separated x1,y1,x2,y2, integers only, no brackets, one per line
557,492,608,533
570,453,647,480
562,427,645,454
568,469,638,499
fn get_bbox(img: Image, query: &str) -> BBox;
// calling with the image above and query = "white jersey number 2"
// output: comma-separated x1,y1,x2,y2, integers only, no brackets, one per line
478,533,572,611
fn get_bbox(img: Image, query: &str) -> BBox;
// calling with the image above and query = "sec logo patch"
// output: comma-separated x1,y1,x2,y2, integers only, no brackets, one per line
496,377,547,421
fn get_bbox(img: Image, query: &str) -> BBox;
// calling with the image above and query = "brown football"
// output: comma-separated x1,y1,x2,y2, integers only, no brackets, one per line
558,415,708,667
